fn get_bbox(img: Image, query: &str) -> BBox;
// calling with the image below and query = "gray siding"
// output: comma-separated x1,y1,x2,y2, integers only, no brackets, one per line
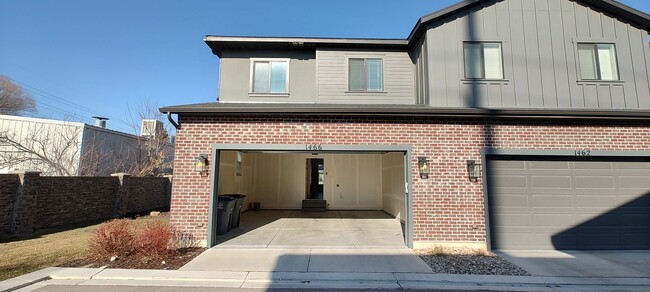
426,0,650,110
218,50,317,103
412,37,429,105
317,49,414,104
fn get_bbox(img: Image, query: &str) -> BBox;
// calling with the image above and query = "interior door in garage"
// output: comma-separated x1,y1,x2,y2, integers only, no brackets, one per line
486,155,650,250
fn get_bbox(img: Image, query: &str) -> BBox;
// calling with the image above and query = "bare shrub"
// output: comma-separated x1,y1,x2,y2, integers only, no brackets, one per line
134,221,176,257
88,219,135,259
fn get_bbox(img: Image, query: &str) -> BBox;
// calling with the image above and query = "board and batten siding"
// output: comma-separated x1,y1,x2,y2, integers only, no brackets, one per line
317,49,415,104
412,37,430,105
425,0,650,109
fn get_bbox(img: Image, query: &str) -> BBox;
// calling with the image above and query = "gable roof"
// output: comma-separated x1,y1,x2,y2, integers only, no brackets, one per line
407,0,650,47
205,0,650,56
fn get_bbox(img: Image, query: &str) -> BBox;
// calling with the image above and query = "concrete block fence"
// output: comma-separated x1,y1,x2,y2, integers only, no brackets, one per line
0,171,171,238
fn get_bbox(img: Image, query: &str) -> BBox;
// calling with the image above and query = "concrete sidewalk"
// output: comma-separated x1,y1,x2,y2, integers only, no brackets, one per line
2,267,649,292
181,248,433,273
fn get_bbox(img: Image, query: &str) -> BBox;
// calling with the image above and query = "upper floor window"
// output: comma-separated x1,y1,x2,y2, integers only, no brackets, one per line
463,42,504,79
251,59,289,94
577,43,619,81
349,58,383,91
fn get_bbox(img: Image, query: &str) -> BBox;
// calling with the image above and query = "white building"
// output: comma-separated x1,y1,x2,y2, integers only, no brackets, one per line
0,114,171,176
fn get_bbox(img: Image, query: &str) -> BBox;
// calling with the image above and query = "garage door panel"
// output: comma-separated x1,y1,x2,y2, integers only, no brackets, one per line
532,214,580,227
616,162,650,170
573,162,614,169
532,195,573,207
490,194,529,207
618,176,650,188
487,175,527,188
574,196,617,208
489,160,527,170
574,176,614,189
487,156,650,250
618,195,650,210
529,161,569,170
531,176,571,188
491,213,530,226
621,214,650,226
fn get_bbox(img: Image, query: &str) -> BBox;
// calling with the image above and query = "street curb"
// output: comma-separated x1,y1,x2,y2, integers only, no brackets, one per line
0,267,59,292
2,267,649,291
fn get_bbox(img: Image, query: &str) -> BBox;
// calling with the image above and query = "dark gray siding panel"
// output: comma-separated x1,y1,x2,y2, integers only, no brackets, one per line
426,0,650,110
486,155,650,250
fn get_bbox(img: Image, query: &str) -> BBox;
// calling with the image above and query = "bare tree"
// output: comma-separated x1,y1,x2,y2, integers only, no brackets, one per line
0,123,82,176
122,99,173,177
0,75,36,116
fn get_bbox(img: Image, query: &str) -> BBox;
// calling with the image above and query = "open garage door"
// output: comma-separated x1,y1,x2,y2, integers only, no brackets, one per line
486,155,650,250
208,144,412,248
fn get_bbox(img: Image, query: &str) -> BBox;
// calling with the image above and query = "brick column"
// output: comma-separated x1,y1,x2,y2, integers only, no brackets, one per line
9,171,41,234
110,173,131,217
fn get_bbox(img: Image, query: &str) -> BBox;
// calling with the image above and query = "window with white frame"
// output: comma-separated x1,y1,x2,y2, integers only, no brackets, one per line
577,43,619,81
251,59,289,94
348,58,383,91
463,42,504,79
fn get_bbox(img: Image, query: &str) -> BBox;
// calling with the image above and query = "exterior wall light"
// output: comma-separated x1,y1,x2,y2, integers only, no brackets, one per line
418,157,430,179
195,154,209,172
467,160,481,182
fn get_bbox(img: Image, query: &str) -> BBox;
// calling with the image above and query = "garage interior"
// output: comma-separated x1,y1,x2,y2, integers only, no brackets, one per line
213,150,408,248
486,154,650,251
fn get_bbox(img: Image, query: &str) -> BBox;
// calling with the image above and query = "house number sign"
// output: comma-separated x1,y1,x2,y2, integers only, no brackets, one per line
305,144,323,151
574,149,591,156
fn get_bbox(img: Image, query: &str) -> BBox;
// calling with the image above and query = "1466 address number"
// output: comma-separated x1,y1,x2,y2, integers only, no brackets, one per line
306,144,323,151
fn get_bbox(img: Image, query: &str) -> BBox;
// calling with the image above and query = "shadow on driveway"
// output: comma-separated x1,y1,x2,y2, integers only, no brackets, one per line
496,250,650,277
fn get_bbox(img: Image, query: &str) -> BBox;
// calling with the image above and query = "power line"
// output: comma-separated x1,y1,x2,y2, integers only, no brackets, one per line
20,88,94,123
6,76,106,117
0,56,105,111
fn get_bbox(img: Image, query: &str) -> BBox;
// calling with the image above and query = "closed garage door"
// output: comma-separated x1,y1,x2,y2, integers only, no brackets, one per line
486,155,650,250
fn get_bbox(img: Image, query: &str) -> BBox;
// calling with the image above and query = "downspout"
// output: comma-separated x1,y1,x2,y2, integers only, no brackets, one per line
167,112,179,129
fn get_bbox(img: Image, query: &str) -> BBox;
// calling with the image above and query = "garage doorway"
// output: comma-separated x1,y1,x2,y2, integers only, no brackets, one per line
306,158,324,200
208,144,413,248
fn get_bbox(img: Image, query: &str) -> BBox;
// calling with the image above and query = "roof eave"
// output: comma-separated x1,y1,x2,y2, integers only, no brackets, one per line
159,104,650,121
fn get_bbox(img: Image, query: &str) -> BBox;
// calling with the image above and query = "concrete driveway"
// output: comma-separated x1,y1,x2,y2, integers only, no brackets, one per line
212,210,405,248
182,210,431,273
497,250,650,277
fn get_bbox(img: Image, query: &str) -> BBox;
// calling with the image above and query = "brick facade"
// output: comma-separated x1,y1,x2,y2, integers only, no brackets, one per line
170,115,650,245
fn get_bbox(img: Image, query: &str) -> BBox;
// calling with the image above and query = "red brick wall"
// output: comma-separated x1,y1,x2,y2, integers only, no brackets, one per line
171,115,650,244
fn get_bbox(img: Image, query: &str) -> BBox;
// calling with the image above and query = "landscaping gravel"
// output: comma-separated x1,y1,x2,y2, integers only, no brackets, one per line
415,246,531,276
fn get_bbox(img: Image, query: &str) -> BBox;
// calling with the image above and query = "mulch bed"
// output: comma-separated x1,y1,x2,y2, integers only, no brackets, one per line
415,247,530,276
59,248,206,270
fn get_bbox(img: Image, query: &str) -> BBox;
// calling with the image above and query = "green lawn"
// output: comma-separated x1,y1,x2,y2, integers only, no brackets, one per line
0,214,168,281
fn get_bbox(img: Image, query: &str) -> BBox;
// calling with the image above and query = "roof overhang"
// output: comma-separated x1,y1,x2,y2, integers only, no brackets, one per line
204,36,409,57
160,102,650,121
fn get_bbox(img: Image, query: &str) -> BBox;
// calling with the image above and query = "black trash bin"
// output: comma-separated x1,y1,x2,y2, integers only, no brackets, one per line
222,194,246,229
216,196,237,235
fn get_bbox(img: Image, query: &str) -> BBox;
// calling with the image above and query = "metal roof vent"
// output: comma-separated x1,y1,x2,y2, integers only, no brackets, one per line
92,116,109,128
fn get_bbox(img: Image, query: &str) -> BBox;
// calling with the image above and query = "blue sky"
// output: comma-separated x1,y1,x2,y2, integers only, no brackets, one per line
1,0,649,134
